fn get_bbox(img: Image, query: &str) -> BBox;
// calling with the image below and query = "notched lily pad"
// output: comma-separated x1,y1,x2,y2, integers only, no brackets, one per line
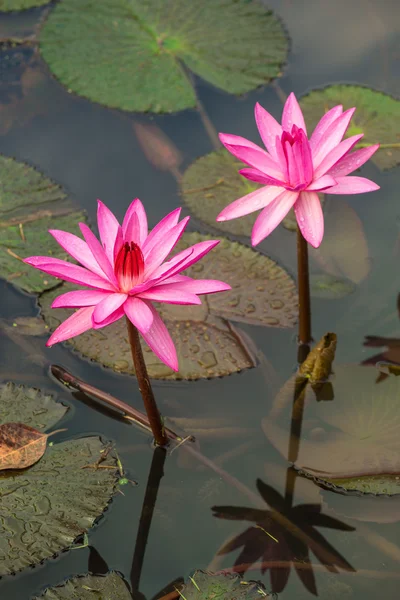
39,233,297,380
300,85,400,170
39,0,288,113
35,571,132,599
310,274,356,299
0,154,87,294
180,570,268,599
0,0,50,11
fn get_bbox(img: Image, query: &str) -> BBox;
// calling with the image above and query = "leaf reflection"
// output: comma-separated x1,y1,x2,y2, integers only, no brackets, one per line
212,478,355,596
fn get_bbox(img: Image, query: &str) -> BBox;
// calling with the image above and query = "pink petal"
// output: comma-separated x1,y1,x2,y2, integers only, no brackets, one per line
294,191,324,248
124,212,141,246
284,141,300,188
92,306,125,329
306,175,337,191
313,134,364,179
155,278,231,295
219,132,270,153
79,223,118,287
97,200,122,265
52,289,112,308
254,102,282,158
46,306,95,346
239,167,285,186
251,190,299,246
282,93,307,135
310,105,343,151
152,240,220,282
48,229,105,278
130,251,195,296
144,216,190,277
219,133,284,180
139,304,178,372
217,186,286,221
93,292,127,324
326,176,380,195
329,144,380,177
124,296,154,334
295,129,313,184
142,207,182,256
122,198,148,245
312,108,356,168
274,136,289,181
138,287,201,305
24,257,115,290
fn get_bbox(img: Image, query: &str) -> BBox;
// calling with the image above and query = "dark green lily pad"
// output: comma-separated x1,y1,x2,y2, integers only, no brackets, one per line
310,274,356,299
39,0,288,113
35,572,132,599
180,570,268,599
300,85,400,170
0,155,87,294
39,232,297,380
0,0,50,11
0,436,118,575
0,381,68,430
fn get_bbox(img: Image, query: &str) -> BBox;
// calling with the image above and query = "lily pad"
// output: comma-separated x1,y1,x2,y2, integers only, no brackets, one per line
0,381,67,430
39,232,297,380
0,0,50,11
313,474,400,496
0,154,87,294
39,0,288,113
300,85,400,170
180,570,268,599
263,365,400,479
35,572,131,599
310,274,356,299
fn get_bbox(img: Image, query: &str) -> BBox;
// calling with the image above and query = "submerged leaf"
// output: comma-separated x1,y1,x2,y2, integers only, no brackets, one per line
0,0,50,10
39,233,297,380
35,572,132,599
0,423,47,470
0,154,87,293
180,570,267,599
310,274,356,299
39,0,288,113
300,85,400,170
317,474,400,496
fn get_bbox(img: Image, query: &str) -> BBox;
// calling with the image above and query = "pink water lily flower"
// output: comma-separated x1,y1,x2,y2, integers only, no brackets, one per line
217,92,380,248
24,200,231,371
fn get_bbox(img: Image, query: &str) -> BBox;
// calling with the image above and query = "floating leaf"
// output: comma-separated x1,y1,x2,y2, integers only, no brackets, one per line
0,0,50,11
311,198,370,284
315,474,400,496
180,570,268,599
39,233,297,380
300,85,400,170
310,274,356,299
298,332,337,383
0,422,47,470
0,381,67,430
0,436,118,574
182,150,258,237
39,0,288,113
263,365,400,479
0,154,87,293
35,572,132,599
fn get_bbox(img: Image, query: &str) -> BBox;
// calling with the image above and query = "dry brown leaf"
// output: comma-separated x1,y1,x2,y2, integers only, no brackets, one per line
0,423,47,470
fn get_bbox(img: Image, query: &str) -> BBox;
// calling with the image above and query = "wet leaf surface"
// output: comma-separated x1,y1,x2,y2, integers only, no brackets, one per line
316,474,400,496
180,569,268,599
0,422,47,470
300,85,400,170
263,366,400,479
34,571,132,599
39,0,288,113
0,436,118,575
39,232,297,380
0,154,87,293
310,274,356,299
0,0,50,11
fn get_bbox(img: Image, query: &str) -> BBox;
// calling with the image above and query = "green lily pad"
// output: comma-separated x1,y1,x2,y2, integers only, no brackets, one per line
180,570,267,599
0,381,68,430
0,0,50,11
39,0,288,113
0,155,87,294
263,365,400,480
39,232,297,380
300,85,400,170
311,474,400,496
310,274,356,299
35,572,132,599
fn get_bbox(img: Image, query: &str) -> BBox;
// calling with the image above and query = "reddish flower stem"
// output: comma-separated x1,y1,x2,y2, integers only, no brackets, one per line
125,318,169,446
296,226,312,346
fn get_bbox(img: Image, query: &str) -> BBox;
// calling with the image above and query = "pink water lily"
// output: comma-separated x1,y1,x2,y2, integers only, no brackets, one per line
24,200,231,372
217,92,380,248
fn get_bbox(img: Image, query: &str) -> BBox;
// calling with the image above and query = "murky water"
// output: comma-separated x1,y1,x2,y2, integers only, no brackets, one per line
0,0,399,598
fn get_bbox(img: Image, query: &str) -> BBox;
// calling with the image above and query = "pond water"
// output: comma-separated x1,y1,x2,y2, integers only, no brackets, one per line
0,0,399,598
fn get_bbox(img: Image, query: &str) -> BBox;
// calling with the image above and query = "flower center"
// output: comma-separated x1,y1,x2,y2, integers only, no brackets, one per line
279,125,313,190
114,242,145,292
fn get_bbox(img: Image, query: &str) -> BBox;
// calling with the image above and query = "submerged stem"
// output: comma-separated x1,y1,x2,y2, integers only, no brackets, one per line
126,318,168,447
296,226,312,346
